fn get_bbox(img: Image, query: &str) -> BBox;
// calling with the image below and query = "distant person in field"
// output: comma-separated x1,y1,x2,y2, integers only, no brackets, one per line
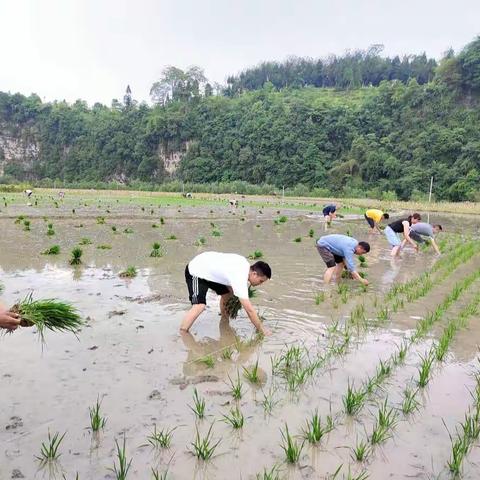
384,213,421,257
24,189,33,198
402,223,443,255
180,252,272,336
364,209,389,233
322,204,337,225
316,234,370,286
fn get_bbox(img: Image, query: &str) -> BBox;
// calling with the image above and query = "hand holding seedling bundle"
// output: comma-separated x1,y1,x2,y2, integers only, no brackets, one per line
7,293,83,341
226,286,257,319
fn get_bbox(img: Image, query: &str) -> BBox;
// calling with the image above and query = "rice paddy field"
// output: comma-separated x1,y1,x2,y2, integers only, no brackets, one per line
1,189,480,480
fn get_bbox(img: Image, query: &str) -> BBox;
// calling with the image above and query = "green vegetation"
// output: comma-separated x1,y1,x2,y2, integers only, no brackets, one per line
79,237,92,245
222,406,244,429
249,250,263,259
190,424,220,460
89,397,107,432
12,294,82,342
146,425,176,449
228,371,243,400
280,423,304,463
243,360,260,384
150,242,165,257
110,436,132,480
119,266,137,278
70,247,83,265
97,244,112,250
36,431,66,463
42,245,60,255
189,388,206,419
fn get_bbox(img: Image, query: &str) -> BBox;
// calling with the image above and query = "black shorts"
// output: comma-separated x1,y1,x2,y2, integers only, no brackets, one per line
409,231,426,244
316,245,344,268
365,214,375,229
185,265,230,305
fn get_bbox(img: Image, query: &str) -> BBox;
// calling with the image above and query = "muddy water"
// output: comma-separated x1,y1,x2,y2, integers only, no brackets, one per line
1,204,479,480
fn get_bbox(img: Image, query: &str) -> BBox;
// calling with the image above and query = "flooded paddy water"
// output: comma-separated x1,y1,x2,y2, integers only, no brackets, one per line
1,191,480,480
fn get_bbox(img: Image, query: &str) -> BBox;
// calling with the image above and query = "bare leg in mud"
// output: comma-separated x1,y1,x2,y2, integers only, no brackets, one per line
180,304,206,332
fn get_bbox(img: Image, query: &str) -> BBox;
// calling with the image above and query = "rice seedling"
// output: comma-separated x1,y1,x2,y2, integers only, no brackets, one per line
11,294,82,342
243,359,260,384
337,283,349,303
213,345,231,361
344,469,369,480
461,411,480,441
23,219,31,231
255,465,281,480
15,215,25,224
112,226,118,233
401,388,421,414
69,247,83,265
249,250,264,259
36,430,66,463
194,236,206,246
374,359,392,383
228,371,243,400
189,388,206,419
72,208,75,214
308,229,315,238
47,224,55,236
358,255,366,263
196,354,215,368
151,223,158,228
211,229,222,237
293,237,302,243
96,216,105,224
280,423,304,464
370,399,398,445
160,217,165,224
435,323,456,361
350,304,367,329
351,437,371,462
42,245,60,255
146,425,176,449
447,432,469,476
123,227,134,234
302,410,332,444
150,242,165,257
376,306,389,323
222,406,244,429
417,350,435,387
89,396,107,432
79,237,92,245
119,266,137,278
314,291,326,305
190,424,221,460
261,386,278,414
226,286,256,318
151,468,168,480
110,435,132,480
343,381,367,416
97,244,112,250
166,234,177,240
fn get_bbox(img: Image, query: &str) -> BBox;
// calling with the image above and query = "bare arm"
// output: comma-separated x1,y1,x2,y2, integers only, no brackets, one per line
351,271,369,286
240,298,271,336
403,222,418,250
430,238,441,255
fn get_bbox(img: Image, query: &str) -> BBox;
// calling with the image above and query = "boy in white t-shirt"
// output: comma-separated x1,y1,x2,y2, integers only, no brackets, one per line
180,251,272,336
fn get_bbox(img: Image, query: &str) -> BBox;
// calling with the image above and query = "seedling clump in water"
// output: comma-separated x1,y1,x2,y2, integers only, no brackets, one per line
189,388,206,419
43,245,60,255
89,397,107,432
280,423,304,463
36,430,66,463
70,247,83,265
119,266,137,278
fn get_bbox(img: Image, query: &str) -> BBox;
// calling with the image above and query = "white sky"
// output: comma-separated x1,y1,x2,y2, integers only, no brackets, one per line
0,0,478,105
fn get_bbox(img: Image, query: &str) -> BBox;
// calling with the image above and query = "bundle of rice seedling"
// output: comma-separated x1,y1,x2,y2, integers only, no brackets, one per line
10,294,83,341
226,286,256,319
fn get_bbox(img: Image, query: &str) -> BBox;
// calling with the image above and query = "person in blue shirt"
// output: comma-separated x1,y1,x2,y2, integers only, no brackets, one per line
322,204,337,225
316,234,370,285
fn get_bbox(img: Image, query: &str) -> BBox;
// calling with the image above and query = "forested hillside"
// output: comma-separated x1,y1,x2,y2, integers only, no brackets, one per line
0,37,479,200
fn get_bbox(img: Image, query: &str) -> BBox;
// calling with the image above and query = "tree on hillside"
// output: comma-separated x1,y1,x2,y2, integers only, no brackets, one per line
458,36,480,93
150,66,207,105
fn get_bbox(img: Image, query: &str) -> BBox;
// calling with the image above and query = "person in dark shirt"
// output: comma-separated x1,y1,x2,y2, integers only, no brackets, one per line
322,204,337,225
384,213,421,257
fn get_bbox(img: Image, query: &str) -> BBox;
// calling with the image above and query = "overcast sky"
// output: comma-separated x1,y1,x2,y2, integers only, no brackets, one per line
0,0,478,105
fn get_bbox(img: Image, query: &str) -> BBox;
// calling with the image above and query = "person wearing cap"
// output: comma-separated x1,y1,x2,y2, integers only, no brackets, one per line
316,234,370,286
364,209,389,234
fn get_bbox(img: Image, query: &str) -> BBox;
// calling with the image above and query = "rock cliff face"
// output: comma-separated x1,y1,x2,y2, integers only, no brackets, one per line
0,126,188,178
0,126,39,176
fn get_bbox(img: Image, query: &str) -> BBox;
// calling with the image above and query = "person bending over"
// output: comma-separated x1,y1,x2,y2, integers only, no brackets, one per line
403,223,443,255
365,209,389,234
316,234,370,286
322,204,337,225
384,213,421,257
180,251,272,336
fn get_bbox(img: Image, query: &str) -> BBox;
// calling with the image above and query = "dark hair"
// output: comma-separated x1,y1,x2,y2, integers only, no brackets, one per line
251,261,272,279
434,224,443,231
383,213,390,219
407,213,422,223
358,241,370,253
